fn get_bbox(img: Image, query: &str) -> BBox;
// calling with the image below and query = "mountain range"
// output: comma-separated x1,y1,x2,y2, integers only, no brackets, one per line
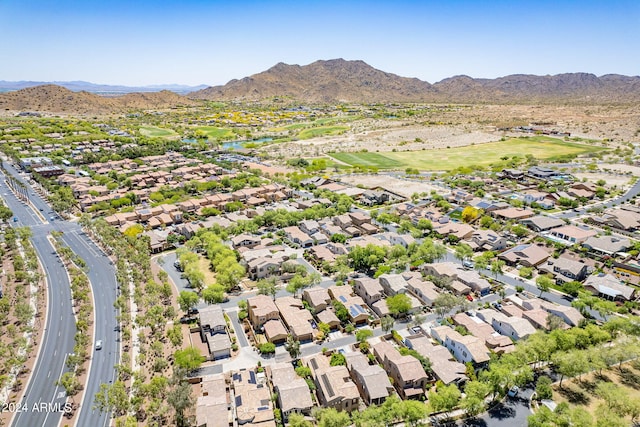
1,59,640,114
190,59,640,103
0,80,207,94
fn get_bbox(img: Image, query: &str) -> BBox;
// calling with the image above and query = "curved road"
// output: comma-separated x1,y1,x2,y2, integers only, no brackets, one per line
1,162,119,427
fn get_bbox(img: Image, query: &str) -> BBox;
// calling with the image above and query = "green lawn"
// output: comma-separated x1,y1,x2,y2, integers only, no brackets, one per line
328,137,607,171
139,126,179,139
298,125,349,139
194,126,235,140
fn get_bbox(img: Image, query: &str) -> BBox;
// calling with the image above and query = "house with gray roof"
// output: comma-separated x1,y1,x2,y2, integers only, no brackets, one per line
584,273,636,301
520,215,565,232
582,235,631,256
538,257,589,283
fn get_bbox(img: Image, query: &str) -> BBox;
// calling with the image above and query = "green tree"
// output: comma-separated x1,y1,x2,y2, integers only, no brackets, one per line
461,380,491,417
315,407,351,427
454,243,474,263
284,335,301,360
259,342,276,354
93,380,130,416
355,328,373,343
536,275,554,297
386,293,411,317
381,315,395,333
177,290,199,313
330,352,346,366
167,371,195,427
535,376,553,400
429,383,461,418
490,259,505,279
288,413,313,427
174,347,205,373
397,400,428,427
257,277,278,300
348,244,387,273
202,283,226,304
433,293,459,319
57,372,81,400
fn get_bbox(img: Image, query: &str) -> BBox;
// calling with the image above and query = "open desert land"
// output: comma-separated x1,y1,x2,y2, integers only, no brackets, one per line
264,104,640,164
336,173,447,198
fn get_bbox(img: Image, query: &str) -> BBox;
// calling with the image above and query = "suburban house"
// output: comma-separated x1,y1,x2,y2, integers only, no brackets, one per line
468,229,507,252
303,287,332,312
432,222,475,240
199,306,231,360
429,326,490,366
423,262,490,295
378,273,409,296
232,369,275,427
492,207,535,221
596,209,640,231
541,303,584,327
583,273,636,302
476,309,536,340
372,341,427,400
498,244,550,267
247,295,280,329
404,334,468,385
231,234,261,249
328,286,370,324
275,296,315,342
520,215,565,232
406,278,440,306
452,313,515,354
304,354,360,412
263,319,289,344
353,277,385,306
196,374,232,427
345,352,394,405
455,269,492,296
547,225,597,245
582,235,631,256
538,257,589,283
268,363,313,421
284,226,314,248
386,232,416,248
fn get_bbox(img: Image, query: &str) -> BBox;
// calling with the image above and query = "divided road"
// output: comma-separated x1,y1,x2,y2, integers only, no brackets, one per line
1,173,76,427
1,162,118,427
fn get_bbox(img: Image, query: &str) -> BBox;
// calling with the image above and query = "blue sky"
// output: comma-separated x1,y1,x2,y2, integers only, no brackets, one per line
1,0,638,86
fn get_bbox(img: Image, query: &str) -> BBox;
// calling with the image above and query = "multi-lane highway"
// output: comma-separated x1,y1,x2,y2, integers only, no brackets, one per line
1,161,119,427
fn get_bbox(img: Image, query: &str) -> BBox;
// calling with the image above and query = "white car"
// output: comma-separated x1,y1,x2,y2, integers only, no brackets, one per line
95,340,103,350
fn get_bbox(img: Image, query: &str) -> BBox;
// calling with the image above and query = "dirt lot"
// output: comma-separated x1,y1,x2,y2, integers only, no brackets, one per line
337,174,447,198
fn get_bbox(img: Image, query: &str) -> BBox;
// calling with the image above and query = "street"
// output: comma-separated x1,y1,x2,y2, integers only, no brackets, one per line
1,161,118,427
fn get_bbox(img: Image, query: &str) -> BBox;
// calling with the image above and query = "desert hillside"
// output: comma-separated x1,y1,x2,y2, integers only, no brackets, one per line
191,59,640,104
0,85,199,115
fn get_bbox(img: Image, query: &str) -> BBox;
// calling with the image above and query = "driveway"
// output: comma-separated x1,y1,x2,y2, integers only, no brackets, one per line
455,386,533,427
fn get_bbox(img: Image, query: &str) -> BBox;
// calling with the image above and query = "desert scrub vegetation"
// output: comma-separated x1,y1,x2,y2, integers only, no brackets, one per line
85,217,194,426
